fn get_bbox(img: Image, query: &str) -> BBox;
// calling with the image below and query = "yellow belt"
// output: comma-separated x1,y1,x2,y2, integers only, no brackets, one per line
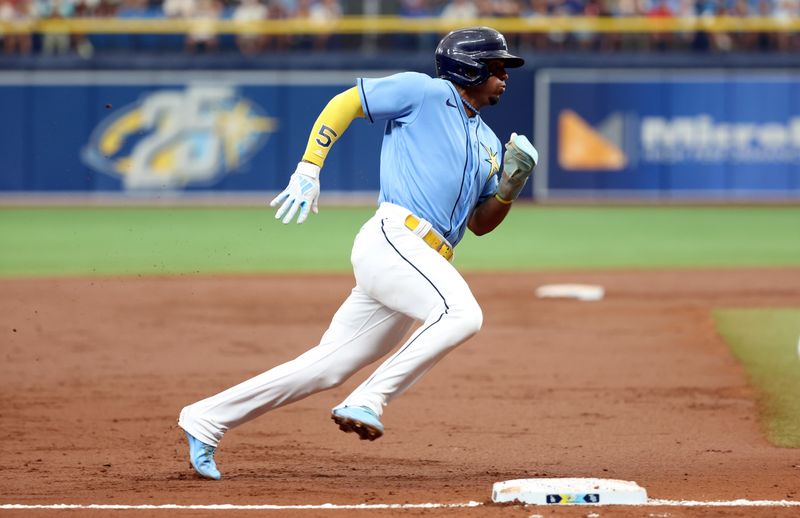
404,215,454,261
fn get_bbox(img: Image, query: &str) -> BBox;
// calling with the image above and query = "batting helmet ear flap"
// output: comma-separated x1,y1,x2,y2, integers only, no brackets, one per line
435,53,488,87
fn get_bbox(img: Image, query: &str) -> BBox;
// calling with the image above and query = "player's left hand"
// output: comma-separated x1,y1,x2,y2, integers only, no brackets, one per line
496,133,538,203
270,162,321,224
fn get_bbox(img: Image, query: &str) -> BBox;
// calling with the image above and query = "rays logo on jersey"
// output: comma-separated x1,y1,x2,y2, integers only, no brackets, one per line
82,86,277,190
481,142,500,179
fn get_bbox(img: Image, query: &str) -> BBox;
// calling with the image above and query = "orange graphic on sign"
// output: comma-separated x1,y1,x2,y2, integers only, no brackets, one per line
558,110,627,171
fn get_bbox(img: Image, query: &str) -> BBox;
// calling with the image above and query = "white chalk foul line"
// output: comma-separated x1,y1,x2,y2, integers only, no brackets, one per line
649,499,800,507
0,502,483,510
2,499,800,510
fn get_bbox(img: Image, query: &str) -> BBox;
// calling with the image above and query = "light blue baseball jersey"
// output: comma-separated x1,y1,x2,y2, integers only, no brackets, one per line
356,72,502,247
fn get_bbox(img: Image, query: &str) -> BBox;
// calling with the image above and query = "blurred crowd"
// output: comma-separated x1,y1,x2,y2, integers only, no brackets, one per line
0,0,798,56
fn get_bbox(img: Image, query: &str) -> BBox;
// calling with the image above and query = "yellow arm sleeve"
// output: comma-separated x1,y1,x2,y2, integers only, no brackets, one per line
301,87,365,167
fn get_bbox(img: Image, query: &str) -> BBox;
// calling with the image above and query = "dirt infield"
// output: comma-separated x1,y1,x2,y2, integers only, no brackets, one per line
3,269,800,517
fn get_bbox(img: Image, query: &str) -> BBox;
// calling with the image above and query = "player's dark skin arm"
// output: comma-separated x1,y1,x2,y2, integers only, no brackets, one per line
462,60,516,237
468,196,511,236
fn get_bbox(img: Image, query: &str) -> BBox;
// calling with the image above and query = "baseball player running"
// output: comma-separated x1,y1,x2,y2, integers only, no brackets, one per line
178,26,538,480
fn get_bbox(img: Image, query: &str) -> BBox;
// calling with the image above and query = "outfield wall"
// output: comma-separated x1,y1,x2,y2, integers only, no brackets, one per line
537,69,800,200
1,55,798,200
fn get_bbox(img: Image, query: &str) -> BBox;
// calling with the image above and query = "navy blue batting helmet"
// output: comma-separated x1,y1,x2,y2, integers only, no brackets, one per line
435,27,524,87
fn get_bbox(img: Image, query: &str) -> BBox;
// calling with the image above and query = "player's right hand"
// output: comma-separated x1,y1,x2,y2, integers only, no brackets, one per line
270,162,321,224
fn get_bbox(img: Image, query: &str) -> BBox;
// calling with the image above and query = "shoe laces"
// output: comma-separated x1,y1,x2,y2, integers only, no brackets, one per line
198,444,216,465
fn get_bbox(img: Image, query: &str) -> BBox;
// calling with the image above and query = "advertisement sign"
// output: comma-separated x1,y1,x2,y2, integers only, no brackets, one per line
0,71,388,194
535,69,800,198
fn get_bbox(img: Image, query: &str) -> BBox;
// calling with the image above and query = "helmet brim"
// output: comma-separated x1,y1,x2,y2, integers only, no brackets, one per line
477,51,524,69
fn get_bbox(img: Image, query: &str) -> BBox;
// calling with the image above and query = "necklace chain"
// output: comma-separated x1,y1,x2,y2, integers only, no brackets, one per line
460,97,480,115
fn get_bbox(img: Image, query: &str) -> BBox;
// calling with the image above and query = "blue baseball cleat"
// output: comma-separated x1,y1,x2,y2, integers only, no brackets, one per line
331,406,384,441
185,431,221,480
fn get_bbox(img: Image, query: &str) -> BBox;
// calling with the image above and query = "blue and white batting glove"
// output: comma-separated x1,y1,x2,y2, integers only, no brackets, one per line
270,162,321,225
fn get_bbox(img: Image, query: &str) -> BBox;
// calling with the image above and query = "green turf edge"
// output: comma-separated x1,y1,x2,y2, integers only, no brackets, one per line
2,206,800,277
713,308,800,448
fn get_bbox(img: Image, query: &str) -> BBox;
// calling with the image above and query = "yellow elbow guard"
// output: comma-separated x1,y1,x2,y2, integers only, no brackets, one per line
302,87,365,167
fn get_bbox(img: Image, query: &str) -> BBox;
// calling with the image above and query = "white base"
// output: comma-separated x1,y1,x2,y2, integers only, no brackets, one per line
535,284,605,301
492,478,647,505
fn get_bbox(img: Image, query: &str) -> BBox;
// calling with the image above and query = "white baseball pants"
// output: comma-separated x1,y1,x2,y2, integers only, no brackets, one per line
179,202,483,446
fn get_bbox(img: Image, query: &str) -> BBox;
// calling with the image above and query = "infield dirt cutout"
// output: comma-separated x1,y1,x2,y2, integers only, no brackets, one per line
2,269,800,517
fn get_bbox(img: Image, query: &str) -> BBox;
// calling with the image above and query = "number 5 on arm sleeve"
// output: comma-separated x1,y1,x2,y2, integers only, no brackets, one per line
302,87,365,167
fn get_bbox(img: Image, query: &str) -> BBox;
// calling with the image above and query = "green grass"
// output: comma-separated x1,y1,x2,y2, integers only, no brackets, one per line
714,308,800,447
1,205,799,277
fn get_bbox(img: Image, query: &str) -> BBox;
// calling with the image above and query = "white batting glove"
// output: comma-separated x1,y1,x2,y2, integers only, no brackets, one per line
270,162,321,224
496,132,538,203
